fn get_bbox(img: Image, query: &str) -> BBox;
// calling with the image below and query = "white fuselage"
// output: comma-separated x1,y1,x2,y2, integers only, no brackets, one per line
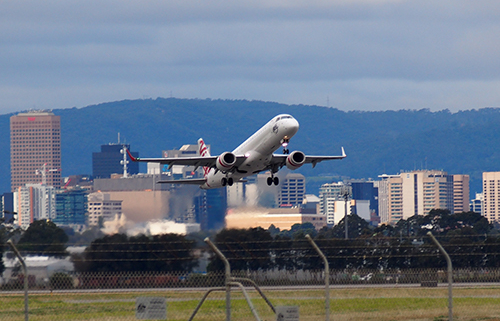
201,114,299,189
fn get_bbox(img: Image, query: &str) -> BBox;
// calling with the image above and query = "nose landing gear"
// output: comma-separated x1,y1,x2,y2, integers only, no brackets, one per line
281,136,290,154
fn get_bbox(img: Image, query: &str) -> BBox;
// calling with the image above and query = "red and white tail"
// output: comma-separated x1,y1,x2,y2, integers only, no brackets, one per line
197,138,211,178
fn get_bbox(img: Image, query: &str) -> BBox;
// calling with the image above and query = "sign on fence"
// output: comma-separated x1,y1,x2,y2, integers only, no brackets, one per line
135,297,166,320
276,306,299,321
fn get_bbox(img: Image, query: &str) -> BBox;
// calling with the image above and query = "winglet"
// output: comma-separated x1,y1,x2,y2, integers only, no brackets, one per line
126,149,138,162
341,147,346,158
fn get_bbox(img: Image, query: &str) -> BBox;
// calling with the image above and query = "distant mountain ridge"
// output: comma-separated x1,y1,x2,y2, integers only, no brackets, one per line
1,97,500,196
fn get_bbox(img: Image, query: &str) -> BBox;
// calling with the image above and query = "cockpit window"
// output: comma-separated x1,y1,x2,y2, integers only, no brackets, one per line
275,117,281,122
282,116,292,119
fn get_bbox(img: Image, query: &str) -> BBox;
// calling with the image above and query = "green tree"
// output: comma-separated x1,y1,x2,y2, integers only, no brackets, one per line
207,228,273,272
278,222,317,239
17,220,68,257
319,214,371,239
77,233,197,273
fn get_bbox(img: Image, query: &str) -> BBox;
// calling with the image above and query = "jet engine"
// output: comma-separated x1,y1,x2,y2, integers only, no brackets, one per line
216,152,236,172
286,151,306,170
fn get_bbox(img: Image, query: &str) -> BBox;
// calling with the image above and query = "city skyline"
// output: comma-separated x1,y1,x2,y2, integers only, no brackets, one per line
2,100,499,199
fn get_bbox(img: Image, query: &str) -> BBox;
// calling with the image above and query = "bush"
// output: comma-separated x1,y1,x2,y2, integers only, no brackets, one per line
50,272,74,290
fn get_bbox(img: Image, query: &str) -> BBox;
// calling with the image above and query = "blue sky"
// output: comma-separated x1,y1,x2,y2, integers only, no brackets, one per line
1,0,500,113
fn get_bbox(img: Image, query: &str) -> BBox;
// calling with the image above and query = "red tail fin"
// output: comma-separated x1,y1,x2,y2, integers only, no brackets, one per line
197,138,211,178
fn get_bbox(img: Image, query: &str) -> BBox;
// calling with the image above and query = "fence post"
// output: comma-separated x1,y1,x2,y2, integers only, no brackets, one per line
305,234,330,321
205,237,231,321
427,232,453,321
7,239,29,321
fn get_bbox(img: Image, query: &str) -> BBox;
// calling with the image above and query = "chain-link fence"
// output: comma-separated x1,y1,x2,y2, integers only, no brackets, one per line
3,236,500,320
2,269,500,320
4,268,500,291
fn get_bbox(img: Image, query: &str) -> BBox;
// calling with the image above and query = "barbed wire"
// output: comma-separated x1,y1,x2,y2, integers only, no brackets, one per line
3,235,500,248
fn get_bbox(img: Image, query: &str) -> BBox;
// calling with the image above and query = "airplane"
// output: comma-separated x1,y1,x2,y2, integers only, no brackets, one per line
127,114,346,189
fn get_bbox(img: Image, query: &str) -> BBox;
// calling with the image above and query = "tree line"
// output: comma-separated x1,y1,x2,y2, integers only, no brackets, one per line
1,209,500,274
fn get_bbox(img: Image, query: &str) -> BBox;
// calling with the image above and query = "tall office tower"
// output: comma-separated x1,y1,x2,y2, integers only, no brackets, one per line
53,188,88,229
453,174,470,213
92,143,139,179
194,188,227,230
351,180,379,215
277,173,306,207
10,111,61,191
379,170,468,224
482,171,500,223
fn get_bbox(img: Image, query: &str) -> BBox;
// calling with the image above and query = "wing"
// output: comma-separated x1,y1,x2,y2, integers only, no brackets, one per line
270,147,346,169
127,149,216,168
127,149,247,169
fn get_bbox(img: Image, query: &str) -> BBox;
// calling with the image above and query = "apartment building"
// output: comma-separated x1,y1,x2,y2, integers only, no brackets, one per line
379,170,469,224
13,184,56,228
482,172,500,223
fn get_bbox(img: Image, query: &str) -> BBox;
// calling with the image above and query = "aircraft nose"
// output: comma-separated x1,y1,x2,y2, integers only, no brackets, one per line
284,117,299,136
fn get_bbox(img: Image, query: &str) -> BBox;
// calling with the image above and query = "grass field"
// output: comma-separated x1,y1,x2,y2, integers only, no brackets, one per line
2,286,500,320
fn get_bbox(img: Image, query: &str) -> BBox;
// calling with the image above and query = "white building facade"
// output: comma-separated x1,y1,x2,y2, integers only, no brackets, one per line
319,182,351,226
87,192,123,226
13,183,56,228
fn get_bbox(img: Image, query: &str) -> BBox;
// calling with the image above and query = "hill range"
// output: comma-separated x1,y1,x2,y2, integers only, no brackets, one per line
1,97,500,196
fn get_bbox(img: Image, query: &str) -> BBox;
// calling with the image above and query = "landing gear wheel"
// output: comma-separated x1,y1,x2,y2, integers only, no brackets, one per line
221,177,227,186
273,176,279,185
267,177,273,186
228,177,234,186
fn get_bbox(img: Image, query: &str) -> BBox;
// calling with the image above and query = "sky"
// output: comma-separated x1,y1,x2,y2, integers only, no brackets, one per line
1,0,500,114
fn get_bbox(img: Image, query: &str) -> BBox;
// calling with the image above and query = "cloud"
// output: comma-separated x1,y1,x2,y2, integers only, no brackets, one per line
1,0,500,113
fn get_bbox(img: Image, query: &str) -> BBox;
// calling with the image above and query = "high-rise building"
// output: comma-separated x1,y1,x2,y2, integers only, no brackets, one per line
10,111,61,191
453,174,470,213
470,193,483,215
351,181,379,215
195,188,227,230
14,184,56,228
1,193,14,223
53,188,88,229
378,170,469,224
319,182,349,225
92,143,139,179
87,192,123,227
482,172,500,223
277,173,306,207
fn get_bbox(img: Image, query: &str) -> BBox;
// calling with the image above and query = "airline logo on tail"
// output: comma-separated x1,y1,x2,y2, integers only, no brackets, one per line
198,138,211,177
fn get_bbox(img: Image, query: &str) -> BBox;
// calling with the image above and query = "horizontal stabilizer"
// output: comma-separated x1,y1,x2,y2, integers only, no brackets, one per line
157,178,206,185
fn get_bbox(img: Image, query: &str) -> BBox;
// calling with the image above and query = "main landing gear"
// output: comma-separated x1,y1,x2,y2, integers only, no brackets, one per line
267,176,279,186
221,177,234,187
